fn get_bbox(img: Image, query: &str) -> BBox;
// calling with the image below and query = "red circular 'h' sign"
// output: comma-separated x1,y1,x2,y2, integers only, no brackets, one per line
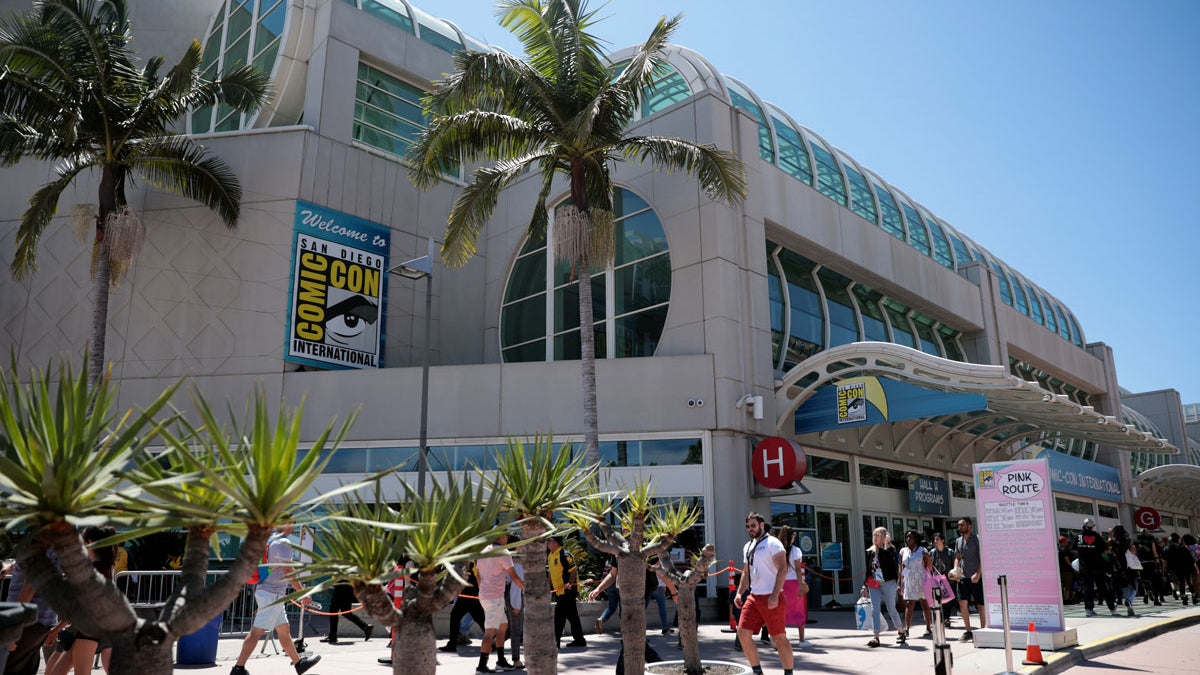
752,437,807,489
1134,507,1161,531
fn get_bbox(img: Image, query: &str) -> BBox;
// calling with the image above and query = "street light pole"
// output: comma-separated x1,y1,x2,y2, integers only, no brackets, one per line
388,238,435,498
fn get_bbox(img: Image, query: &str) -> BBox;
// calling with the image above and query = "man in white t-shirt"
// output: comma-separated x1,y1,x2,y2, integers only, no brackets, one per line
473,533,524,674
733,512,794,675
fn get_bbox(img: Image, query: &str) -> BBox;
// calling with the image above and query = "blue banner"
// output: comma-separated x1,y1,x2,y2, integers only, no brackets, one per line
820,542,843,571
1025,448,1122,501
285,200,390,370
795,376,986,434
908,475,950,515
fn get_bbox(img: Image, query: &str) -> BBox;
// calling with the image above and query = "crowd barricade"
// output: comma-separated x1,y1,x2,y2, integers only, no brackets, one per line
113,570,299,637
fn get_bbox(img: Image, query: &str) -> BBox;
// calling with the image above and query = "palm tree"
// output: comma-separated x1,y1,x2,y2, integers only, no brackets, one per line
0,359,358,675
655,543,717,675
292,477,511,675
484,436,599,675
408,0,747,464
0,0,270,389
565,480,700,675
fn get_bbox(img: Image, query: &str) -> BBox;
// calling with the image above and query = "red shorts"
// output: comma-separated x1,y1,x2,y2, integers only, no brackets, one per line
738,592,787,636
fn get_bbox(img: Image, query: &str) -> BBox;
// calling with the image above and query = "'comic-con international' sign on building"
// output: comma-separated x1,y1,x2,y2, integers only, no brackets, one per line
285,201,389,370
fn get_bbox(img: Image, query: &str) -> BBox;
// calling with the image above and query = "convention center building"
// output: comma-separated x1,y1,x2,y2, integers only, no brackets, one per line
3,0,1199,604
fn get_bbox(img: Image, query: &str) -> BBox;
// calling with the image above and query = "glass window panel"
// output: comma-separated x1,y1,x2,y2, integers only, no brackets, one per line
772,117,812,185
613,189,649,218
615,209,668,265
191,106,213,134
1042,295,1059,333
502,339,545,363
504,251,546,301
768,253,785,365
227,2,253,41
1009,272,1029,315
615,254,670,315
807,139,847,206
615,304,667,357
367,447,417,472
948,233,972,269
819,269,858,347
416,15,462,53
553,276,605,333
777,249,823,367
520,236,546,257
215,107,239,131
501,293,546,347
859,463,886,487
989,262,1013,305
912,315,941,357
727,85,773,162
355,82,423,126
314,447,367,473
553,324,607,360
223,31,250,67
1069,315,1084,346
873,182,904,239
843,163,877,224
884,301,915,348
938,326,964,361
252,39,280,74
1025,284,1045,325
852,284,888,342
1097,504,1118,519
925,219,953,268
362,0,414,33
1053,304,1072,340
900,201,930,255
643,67,691,117
641,438,701,466
809,455,849,482
202,30,223,71
255,1,286,53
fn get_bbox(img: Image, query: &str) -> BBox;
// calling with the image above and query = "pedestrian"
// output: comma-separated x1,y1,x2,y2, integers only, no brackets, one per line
1076,517,1112,617
733,512,795,675
900,530,933,639
376,558,409,666
953,516,986,641
777,526,810,648
930,533,956,626
473,533,523,674
44,526,118,675
440,562,484,652
1135,529,1165,605
320,583,374,644
1164,533,1198,605
1057,536,1077,605
230,524,320,675
864,526,904,648
4,552,59,675
587,555,620,634
1109,525,1139,617
504,553,525,670
548,537,586,648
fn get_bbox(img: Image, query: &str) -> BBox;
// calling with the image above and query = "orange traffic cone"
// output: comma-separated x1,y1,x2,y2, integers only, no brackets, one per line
728,561,737,630
1021,621,1047,666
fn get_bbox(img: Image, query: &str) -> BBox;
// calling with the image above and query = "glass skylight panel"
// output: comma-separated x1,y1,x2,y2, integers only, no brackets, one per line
1025,284,1044,325
806,137,847,206
361,0,414,33
899,200,930,256
411,6,461,52
842,162,878,225
726,81,773,162
873,182,905,240
642,64,692,117
772,117,812,185
923,218,954,268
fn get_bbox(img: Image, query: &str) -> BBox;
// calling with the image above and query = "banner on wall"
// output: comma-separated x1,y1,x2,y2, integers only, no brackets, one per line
1022,447,1122,501
285,200,389,370
973,457,1065,633
795,376,986,434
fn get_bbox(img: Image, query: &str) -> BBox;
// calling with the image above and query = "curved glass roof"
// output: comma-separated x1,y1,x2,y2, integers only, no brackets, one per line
341,0,482,55
607,43,1088,350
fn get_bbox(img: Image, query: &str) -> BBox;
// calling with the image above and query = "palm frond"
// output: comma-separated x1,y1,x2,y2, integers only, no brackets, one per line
126,135,240,227
408,110,546,189
441,152,550,267
484,434,602,521
428,49,560,129
617,135,747,205
11,154,97,278
609,13,681,102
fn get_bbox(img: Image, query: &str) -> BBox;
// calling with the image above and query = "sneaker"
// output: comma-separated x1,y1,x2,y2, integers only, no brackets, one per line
495,657,515,670
476,666,497,674
796,640,813,648
377,657,392,665
566,639,588,648
319,636,339,644
364,626,374,642
509,662,525,670
595,618,603,635
921,629,932,639
231,667,249,675
459,633,473,646
960,630,973,642
1085,609,1097,617
661,628,672,635
439,644,458,653
1110,608,1120,616
294,655,321,675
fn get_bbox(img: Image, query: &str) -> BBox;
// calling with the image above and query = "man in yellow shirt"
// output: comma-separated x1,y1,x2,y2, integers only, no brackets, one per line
548,537,586,648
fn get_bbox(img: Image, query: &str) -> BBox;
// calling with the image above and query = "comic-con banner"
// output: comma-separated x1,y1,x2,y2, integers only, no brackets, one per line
285,200,389,370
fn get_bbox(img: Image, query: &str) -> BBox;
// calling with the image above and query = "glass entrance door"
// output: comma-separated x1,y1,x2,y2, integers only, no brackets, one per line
816,509,854,605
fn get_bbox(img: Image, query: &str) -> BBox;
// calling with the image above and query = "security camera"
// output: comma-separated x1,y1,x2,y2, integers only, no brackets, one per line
687,398,697,408
695,398,705,407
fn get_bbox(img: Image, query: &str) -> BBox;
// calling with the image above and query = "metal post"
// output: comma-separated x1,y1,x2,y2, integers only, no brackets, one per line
417,271,431,498
931,587,953,675
997,574,1018,675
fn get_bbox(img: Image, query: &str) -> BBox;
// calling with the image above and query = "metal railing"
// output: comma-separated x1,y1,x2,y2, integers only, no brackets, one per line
113,570,299,637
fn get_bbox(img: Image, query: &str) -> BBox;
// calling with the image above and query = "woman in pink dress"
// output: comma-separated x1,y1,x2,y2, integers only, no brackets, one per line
777,526,810,648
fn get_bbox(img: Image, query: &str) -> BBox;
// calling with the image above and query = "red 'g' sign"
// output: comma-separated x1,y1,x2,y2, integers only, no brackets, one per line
1134,507,1161,531
752,437,807,489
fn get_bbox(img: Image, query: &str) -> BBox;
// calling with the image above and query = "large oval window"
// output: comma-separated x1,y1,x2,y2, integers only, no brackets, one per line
500,188,670,362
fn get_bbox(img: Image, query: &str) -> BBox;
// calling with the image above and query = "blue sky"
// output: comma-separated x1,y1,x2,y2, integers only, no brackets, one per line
433,0,1200,404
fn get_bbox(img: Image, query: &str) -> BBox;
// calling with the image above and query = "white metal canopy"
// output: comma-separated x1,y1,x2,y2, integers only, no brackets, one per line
1133,464,1200,514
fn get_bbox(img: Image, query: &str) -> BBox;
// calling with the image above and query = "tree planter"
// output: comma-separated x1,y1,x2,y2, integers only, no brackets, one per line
645,660,752,675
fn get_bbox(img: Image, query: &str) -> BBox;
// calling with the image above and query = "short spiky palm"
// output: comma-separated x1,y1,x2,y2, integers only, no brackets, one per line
0,0,270,388
408,0,747,464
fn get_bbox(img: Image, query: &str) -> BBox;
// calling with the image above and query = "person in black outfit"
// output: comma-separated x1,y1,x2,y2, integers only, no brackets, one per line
549,537,586,648
1135,529,1165,605
1164,533,1198,605
1076,518,1112,616
440,563,484,652
321,583,374,644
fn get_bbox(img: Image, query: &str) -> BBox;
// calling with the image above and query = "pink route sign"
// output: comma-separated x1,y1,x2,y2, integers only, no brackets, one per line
972,458,1066,632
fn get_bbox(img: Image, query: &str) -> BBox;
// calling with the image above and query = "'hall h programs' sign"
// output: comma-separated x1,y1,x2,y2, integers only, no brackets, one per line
973,458,1065,633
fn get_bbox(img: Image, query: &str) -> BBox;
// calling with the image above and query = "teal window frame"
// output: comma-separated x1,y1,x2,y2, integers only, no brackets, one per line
727,83,774,162
807,138,848,206
900,201,931,256
874,183,906,241
843,163,878,225
1025,284,1045,325
925,219,954,268
773,117,813,185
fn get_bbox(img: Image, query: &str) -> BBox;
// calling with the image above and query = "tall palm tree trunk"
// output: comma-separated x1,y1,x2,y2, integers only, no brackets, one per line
395,610,438,675
89,166,118,391
107,632,173,675
519,521,556,675
569,161,600,466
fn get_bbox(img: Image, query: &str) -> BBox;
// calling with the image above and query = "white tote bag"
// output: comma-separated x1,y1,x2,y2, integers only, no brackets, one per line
855,594,876,632
1126,550,1144,570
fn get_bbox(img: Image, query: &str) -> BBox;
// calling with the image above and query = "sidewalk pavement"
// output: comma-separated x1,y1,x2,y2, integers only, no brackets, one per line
190,595,1200,675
